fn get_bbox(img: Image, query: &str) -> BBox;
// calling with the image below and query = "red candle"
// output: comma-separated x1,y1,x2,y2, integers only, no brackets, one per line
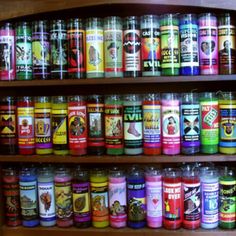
68,96,87,156
143,93,161,155
163,168,182,230
182,168,200,229
17,96,35,155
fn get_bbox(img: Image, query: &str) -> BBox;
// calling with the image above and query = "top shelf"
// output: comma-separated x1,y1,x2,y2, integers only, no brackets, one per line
1,0,236,21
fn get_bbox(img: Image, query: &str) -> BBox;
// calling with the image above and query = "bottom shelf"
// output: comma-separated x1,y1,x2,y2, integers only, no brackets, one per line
1,226,235,236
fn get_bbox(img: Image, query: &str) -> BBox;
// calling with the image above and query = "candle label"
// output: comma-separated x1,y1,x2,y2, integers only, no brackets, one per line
162,105,180,148
3,180,21,225
163,182,182,221
16,30,32,78
183,182,201,221
124,105,143,149
55,181,73,219
127,182,146,221
199,26,218,73
35,108,52,149
180,24,199,67
160,25,180,69
219,180,236,224
104,29,123,72
181,104,200,147
0,105,17,144
19,180,38,220
67,29,86,73
201,181,219,224
17,107,35,149
32,32,50,77
109,181,127,223
50,28,67,74
38,181,56,221
219,104,236,148
52,109,68,145
105,105,123,149
143,104,161,148
68,105,87,150
123,30,141,72
91,182,109,222
141,28,161,72
72,182,91,223
87,104,105,147
0,34,15,80
146,180,162,219
218,26,236,67
86,29,104,74
201,101,219,145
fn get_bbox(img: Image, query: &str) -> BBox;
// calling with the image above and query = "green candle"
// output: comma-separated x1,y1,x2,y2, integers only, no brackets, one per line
219,92,236,154
160,14,180,76
199,92,219,154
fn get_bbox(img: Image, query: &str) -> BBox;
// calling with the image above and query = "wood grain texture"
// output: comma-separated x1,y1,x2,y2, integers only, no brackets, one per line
2,226,236,236
0,154,235,164
0,0,236,21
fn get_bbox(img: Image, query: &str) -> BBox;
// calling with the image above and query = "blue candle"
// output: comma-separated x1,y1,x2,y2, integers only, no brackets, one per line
19,167,39,227
180,14,200,75
127,165,146,229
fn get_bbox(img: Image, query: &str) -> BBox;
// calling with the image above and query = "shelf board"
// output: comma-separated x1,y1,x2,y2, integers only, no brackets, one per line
1,0,236,21
0,75,235,88
0,154,235,164
1,226,235,236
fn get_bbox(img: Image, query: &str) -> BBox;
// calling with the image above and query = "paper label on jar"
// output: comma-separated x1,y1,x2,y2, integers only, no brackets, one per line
163,182,182,221
181,104,200,147
38,181,56,221
105,105,123,148
146,181,162,218
183,182,201,221
201,181,219,224
91,182,109,222
86,29,104,73
200,101,219,145
19,180,38,220
55,181,73,220
109,181,127,223
219,104,236,146
127,182,146,221
143,104,161,148
123,29,141,72
72,182,91,222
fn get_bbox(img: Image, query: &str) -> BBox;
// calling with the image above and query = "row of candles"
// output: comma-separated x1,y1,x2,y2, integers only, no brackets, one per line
0,13,235,81
0,92,235,156
2,164,235,230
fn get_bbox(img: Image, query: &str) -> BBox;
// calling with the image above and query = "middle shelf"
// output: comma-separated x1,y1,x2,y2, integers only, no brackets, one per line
0,154,235,163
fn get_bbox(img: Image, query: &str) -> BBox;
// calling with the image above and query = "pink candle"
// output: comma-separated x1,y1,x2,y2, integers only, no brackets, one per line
145,167,162,228
161,93,180,155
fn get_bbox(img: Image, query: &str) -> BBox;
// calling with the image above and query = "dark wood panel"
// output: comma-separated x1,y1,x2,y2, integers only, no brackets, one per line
2,226,235,236
1,0,236,21
0,154,235,164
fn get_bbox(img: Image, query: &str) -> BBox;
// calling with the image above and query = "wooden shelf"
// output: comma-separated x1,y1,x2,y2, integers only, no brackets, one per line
2,226,236,236
1,0,236,21
0,154,235,164
0,75,235,88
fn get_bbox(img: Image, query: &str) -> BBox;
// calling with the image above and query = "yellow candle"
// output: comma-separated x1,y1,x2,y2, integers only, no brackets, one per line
52,96,69,155
90,169,109,228
35,96,53,155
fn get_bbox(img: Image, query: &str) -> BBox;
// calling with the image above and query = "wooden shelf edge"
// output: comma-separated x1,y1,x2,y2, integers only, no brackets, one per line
0,154,235,164
2,225,235,236
0,75,235,88
1,0,236,21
